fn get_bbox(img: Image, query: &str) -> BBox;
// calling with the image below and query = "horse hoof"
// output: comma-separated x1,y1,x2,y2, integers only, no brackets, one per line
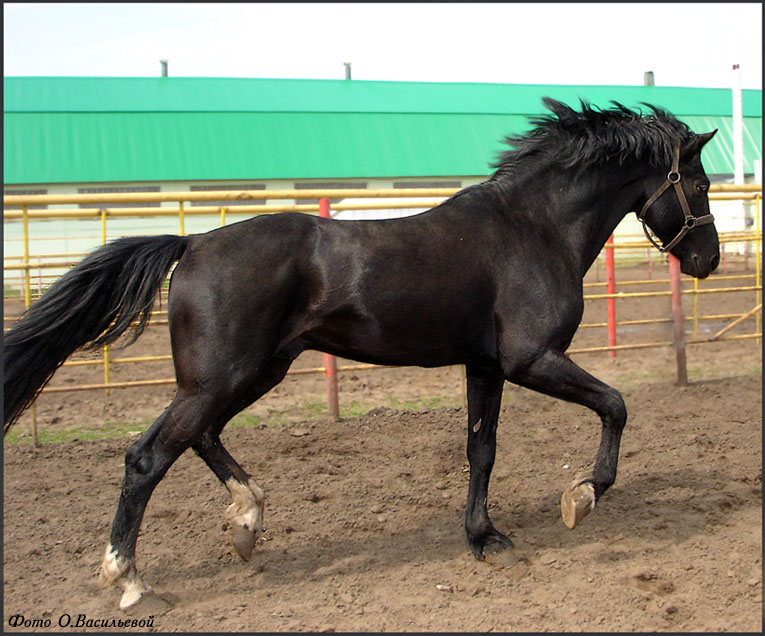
467,527,515,564
231,524,258,561
121,589,172,615
484,548,519,569
483,531,514,554
561,480,596,529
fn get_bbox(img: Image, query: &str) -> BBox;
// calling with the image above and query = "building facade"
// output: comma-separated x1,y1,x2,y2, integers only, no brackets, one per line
4,76,762,232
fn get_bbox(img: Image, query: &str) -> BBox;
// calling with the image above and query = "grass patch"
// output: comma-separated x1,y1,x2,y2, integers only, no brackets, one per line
387,394,461,411
340,399,380,419
5,418,153,445
228,413,265,429
301,399,331,420
5,393,466,446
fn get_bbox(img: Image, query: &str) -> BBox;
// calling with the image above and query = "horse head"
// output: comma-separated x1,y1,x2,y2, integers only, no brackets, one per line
637,130,720,279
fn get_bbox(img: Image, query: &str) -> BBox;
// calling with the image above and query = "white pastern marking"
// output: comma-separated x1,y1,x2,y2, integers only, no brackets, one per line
225,477,265,536
100,543,152,610
100,544,128,584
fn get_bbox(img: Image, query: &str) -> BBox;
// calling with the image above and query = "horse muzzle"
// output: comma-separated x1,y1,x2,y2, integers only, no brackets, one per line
680,252,720,279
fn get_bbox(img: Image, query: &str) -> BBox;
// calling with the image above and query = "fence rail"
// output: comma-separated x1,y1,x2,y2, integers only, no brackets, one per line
4,186,761,444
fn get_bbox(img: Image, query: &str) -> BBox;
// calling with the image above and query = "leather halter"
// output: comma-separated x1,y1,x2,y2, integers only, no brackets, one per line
636,145,715,253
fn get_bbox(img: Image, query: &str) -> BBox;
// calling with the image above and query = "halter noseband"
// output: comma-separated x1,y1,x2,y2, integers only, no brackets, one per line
636,145,715,253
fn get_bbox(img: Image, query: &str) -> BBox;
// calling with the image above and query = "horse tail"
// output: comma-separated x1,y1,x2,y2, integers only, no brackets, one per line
4,235,189,433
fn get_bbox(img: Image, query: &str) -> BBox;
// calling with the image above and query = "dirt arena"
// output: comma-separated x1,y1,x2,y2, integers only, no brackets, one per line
3,259,762,632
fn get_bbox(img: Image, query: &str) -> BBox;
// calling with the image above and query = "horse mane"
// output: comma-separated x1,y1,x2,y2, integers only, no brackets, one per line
490,98,693,178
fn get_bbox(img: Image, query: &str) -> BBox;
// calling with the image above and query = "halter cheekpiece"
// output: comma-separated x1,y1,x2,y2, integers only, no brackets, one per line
636,144,715,253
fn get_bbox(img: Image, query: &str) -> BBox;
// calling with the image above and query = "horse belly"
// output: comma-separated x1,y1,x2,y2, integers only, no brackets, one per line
301,292,493,368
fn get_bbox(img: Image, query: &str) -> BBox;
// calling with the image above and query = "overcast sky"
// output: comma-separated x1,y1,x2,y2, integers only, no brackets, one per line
3,2,762,90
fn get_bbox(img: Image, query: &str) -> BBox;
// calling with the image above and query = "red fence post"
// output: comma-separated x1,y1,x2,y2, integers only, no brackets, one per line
319,198,340,419
668,253,688,386
606,234,617,358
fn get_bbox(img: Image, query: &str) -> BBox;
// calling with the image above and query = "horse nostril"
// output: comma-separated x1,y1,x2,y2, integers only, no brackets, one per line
710,255,720,271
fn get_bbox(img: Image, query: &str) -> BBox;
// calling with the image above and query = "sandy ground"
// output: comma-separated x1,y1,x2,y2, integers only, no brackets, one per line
3,259,762,632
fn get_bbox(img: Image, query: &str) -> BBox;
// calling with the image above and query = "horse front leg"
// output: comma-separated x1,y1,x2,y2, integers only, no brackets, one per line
510,349,627,529
464,364,514,559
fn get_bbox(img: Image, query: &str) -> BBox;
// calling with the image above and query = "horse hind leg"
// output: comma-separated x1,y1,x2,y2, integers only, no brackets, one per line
98,414,178,609
99,390,226,610
193,434,265,561
100,349,295,610
192,353,295,561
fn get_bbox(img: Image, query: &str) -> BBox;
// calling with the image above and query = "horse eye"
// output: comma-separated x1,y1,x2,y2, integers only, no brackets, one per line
696,184,708,194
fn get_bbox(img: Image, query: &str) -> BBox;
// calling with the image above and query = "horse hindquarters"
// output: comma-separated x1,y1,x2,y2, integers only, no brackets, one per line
101,236,306,609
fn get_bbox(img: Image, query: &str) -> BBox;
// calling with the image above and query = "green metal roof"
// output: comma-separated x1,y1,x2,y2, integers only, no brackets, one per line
4,77,762,184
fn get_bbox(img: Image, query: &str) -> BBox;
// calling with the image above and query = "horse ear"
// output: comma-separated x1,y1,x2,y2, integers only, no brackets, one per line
684,130,717,157
696,130,718,147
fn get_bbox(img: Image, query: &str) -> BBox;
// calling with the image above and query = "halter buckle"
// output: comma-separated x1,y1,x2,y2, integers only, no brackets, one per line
667,171,681,184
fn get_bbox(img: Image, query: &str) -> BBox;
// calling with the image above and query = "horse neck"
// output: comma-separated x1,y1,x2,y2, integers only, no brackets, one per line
531,161,650,278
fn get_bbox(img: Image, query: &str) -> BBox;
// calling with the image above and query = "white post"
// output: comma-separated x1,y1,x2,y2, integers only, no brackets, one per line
731,64,747,253
732,64,744,186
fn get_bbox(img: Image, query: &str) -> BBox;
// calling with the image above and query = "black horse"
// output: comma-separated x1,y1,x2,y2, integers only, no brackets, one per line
4,99,719,610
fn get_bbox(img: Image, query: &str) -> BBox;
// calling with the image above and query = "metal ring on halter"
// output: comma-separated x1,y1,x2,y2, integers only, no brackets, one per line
636,143,714,253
